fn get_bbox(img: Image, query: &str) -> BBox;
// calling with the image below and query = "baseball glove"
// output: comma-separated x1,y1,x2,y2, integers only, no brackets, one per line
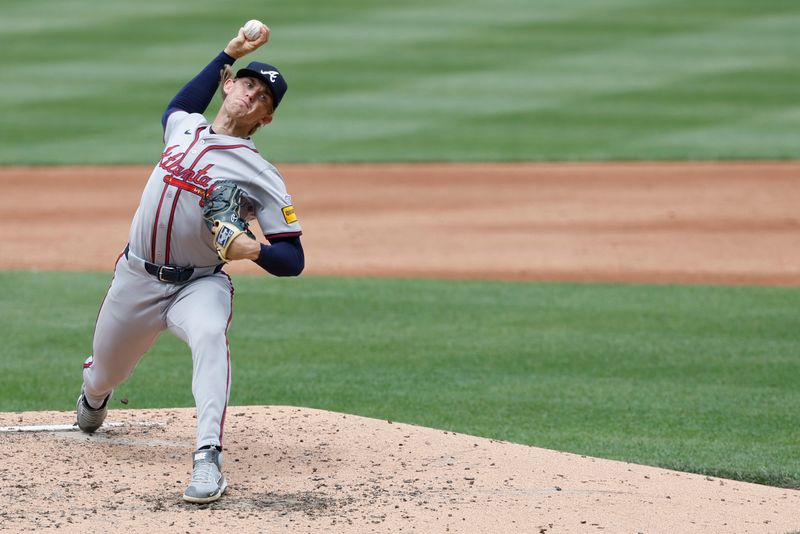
202,180,256,262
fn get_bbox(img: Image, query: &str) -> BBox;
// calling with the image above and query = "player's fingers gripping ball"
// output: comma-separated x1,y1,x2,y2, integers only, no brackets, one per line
243,19,265,41
203,180,256,262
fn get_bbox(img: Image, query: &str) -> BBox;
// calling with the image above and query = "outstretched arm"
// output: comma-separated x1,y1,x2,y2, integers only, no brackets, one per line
161,24,271,129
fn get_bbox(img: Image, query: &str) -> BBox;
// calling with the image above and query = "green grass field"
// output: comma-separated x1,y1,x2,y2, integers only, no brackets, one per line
1,271,798,488
1,0,798,494
2,0,800,163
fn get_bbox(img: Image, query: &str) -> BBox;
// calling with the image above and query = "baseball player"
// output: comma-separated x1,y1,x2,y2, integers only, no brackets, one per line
75,23,304,504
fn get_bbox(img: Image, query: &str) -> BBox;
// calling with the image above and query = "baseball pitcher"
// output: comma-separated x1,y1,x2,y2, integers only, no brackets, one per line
75,22,304,504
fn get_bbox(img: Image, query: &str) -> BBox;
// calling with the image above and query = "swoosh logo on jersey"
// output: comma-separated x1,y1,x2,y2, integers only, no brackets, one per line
184,129,191,135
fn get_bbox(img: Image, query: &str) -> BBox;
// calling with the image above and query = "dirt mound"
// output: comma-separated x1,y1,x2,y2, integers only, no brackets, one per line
1,406,797,533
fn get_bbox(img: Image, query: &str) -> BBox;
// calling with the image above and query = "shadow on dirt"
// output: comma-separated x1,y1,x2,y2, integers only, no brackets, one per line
146,491,352,515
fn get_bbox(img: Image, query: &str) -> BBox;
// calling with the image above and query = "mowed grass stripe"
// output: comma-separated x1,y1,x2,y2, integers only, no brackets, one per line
269,1,800,161
2,0,799,162
1,271,798,488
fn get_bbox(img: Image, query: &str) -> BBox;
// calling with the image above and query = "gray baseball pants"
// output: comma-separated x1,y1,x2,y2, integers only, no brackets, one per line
82,252,233,449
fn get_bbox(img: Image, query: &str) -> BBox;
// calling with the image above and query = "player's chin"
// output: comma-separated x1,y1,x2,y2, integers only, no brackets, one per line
226,99,249,114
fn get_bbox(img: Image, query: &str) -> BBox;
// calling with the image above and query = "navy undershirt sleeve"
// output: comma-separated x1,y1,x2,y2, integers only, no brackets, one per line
254,236,305,277
161,51,236,130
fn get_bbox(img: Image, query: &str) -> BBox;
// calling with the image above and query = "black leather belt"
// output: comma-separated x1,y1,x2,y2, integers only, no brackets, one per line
143,262,194,283
124,245,221,284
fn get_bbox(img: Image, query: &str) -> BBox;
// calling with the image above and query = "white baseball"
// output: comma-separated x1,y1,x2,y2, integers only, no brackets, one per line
243,20,263,41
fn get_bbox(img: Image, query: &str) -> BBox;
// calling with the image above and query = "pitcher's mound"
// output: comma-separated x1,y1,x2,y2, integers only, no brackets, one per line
0,406,797,533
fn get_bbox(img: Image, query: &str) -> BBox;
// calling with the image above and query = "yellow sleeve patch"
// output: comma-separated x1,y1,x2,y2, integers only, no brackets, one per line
282,205,298,224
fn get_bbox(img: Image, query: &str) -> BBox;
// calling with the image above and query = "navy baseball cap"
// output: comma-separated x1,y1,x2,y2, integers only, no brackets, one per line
236,61,288,110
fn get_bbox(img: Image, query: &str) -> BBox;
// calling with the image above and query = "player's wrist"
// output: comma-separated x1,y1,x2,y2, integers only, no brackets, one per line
244,238,261,260
223,46,244,60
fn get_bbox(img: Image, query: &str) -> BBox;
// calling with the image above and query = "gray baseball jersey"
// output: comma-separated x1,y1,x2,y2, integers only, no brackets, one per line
82,110,301,450
130,110,301,266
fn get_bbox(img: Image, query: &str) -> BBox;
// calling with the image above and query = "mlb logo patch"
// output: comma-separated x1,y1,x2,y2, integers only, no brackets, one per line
216,226,235,248
83,355,93,369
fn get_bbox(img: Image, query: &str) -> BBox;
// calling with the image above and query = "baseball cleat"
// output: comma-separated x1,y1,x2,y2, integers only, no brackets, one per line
183,448,228,503
75,388,111,433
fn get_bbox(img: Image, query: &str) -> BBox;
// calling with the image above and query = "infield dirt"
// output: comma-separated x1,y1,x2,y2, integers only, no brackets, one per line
3,162,800,284
1,163,799,533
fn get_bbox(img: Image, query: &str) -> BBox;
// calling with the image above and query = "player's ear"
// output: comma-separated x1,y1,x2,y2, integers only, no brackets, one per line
260,115,273,126
221,78,236,98
218,66,234,98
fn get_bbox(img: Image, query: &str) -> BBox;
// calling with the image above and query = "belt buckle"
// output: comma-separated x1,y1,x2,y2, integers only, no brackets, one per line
157,265,177,282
